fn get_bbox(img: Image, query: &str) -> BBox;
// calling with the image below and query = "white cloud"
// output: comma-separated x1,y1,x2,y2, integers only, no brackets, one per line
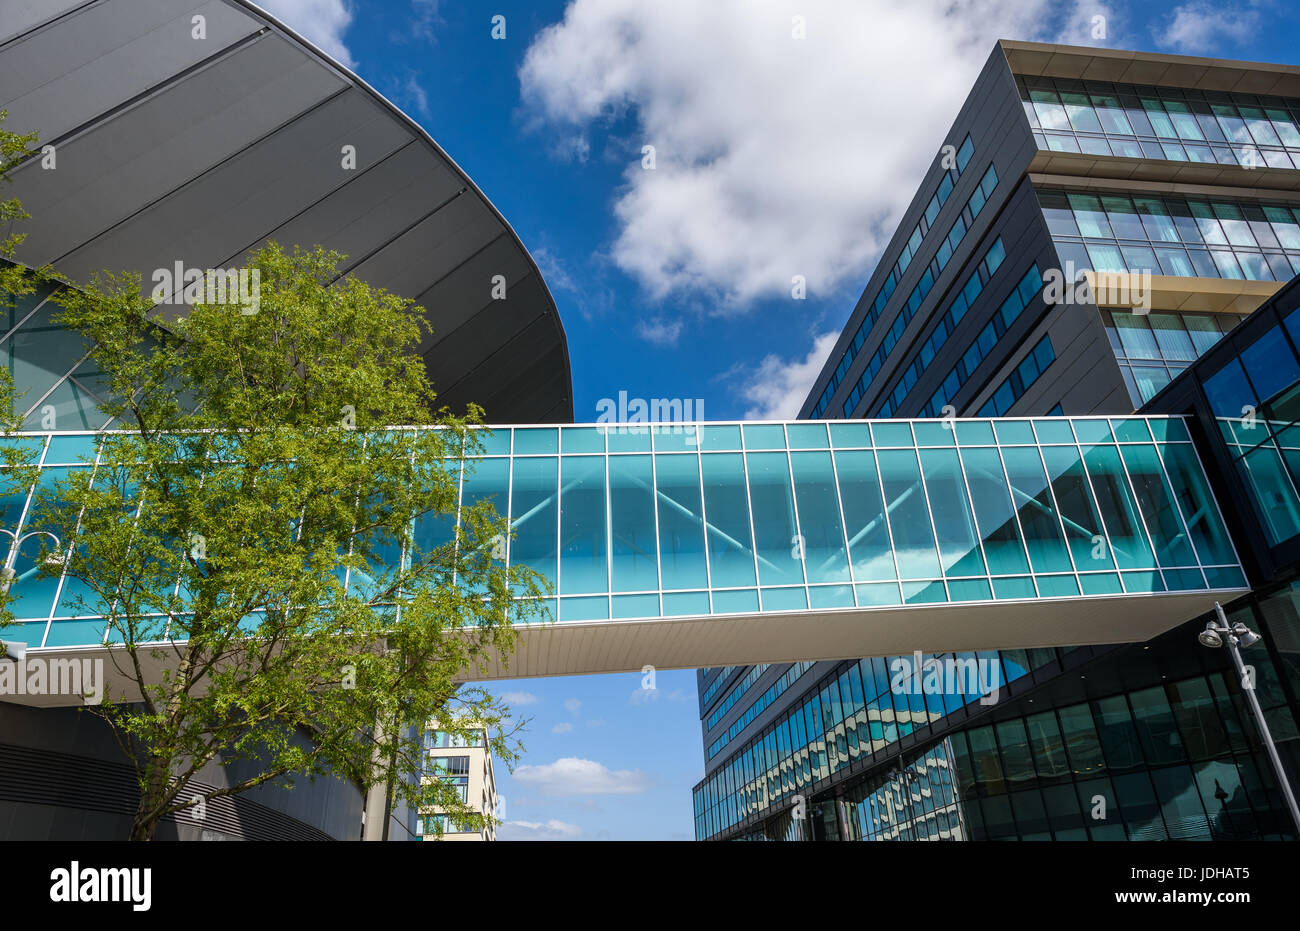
411,0,441,43
563,697,581,715
1157,2,1260,53
502,690,541,706
260,0,356,69
402,72,431,119
729,330,838,420
519,0,1084,307
552,722,574,734
498,818,583,840
513,757,652,795
1053,0,1121,47
635,316,684,346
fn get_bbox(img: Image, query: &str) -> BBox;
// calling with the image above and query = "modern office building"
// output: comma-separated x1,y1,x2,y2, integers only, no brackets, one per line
6,6,1300,845
694,41,1300,841
415,724,498,842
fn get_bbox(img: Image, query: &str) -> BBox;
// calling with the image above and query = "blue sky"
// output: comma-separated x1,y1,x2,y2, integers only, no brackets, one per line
259,0,1300,839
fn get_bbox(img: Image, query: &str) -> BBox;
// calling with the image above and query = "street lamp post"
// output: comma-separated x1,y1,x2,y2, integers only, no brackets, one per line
1198,602,1300,838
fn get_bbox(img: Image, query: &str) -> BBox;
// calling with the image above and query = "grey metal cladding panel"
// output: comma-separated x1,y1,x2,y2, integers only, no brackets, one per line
343,195,501,300
8,35,344,266
437,341,568,422
423,275,553,389
411,235,532,341
232,140,463,269
55,88,413,282
0,0,89,44
0,0,261,140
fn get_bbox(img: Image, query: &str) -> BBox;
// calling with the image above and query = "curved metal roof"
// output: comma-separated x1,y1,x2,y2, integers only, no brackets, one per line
0,0,573,423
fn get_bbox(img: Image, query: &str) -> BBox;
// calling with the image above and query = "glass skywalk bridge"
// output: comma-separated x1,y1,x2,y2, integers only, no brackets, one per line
0,416,1248,689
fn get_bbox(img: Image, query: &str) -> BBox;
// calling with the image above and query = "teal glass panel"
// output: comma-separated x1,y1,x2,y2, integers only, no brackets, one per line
919,448,985,576
5,466,67,621
809,584,854,608
993,420,1036,445
1083,444,1156,569
558,456,607,594
1122,570,1165,593
560,595,609,621
911,421,955,446
1041,445,1115,570
508,456,558,594
1036,574,1080,597
742,424,785,450
745,452,803,586
1033,419,1076,444
876,449,941,578
663,591,710,616
992,576,1037,599
787,423,829,448
43,618,106,647
948,578,992,601
412,459,461,565
561,426,605,453
700,453,757,587
1236,444,1300,544
514,428,558,454
1110,418,1152,443
855,582,900,605
612,593,659,619
1000,446,1073,572
467,428,510,456
828,423,872,448
606,427,652,452
28,378,104,431
1079,572,1123,595
712,589,759,613
902,580,946,604
1164,568,1206,591
608,455,659,593
1119,444,1197,567
55,569,96,617
790,451,850,583
1149,418,1190,444
652,426,700,452
870,422,914,447
699,424,742,451
961,447,1031,574
655,454,709,589
1072,419,1113,444
43,436,97,465
9,305,90,405
1204,566,1246,588
760,587,807,611
833,450,895,581
956,420,996,445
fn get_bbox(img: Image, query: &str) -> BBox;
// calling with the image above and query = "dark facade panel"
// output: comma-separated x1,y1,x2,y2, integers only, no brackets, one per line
6,34,344,264
0,0,573,424
0,0,262,143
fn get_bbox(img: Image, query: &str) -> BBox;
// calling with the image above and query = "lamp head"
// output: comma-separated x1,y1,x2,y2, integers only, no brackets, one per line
1198,623,1223,649
1232,623,1262,648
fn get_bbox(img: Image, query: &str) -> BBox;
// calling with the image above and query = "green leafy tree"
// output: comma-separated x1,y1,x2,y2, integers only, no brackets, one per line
32,242,547,840
0,112,47,635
